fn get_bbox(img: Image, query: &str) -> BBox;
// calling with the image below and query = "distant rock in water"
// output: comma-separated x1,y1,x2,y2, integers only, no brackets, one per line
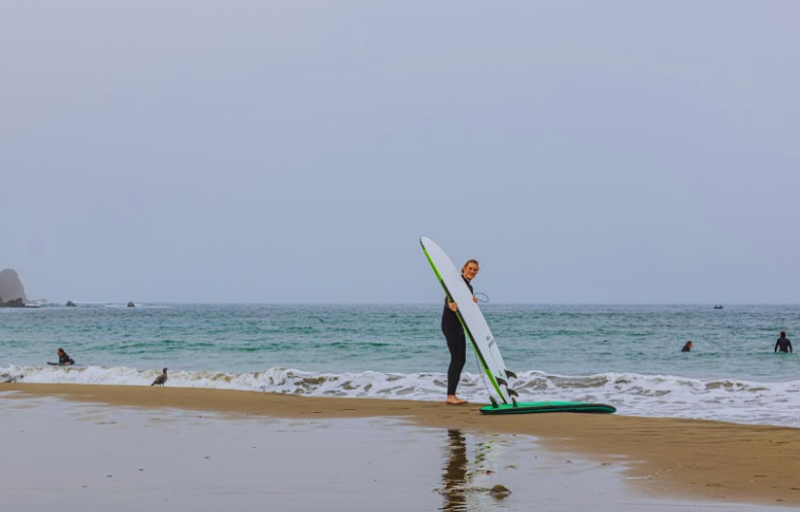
127,301,135,308
0,269,27,306
66,301,77,307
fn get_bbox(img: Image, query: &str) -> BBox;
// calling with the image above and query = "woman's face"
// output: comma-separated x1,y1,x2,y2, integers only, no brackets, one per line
462,262,479,281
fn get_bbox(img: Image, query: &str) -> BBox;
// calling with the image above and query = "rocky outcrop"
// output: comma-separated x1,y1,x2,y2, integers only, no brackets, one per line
0,269,29,307
0,269,27,305
66,301,77,307
127,301,135,308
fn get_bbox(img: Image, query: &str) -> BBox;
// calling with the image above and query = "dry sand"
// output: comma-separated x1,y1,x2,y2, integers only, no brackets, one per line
4,383,800,507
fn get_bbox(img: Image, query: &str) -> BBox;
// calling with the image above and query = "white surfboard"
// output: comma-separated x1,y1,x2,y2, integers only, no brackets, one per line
420,237,515,404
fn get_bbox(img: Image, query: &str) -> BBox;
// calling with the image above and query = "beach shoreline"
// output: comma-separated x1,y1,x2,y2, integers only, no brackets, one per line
3,383,799,507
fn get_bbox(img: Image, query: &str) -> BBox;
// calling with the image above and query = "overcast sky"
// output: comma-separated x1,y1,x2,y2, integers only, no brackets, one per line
1,1,798,304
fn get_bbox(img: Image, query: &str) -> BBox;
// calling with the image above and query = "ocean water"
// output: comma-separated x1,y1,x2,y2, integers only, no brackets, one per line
1,303,799,426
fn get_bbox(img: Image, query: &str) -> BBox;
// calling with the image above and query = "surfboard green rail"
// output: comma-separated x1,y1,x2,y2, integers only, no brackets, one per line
480,401,616,415
419,237,509,404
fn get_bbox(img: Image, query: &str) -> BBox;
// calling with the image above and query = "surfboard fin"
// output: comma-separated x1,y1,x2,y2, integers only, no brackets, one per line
505,370,517,379
489,396,498,409
507,388,519,398
496,377,508,387
512,397,518,407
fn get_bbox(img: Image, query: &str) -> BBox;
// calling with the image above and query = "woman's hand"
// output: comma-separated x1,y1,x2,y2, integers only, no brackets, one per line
448,301,458,312
472,295,478,303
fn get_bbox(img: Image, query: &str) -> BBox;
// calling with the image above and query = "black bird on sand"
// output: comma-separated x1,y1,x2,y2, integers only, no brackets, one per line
151,368,168,386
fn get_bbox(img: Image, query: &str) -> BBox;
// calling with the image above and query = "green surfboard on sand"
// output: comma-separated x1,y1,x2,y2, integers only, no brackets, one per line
480,401,616,415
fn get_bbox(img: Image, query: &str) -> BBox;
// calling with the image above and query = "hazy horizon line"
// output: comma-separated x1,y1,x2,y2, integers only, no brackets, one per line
20,301,800,307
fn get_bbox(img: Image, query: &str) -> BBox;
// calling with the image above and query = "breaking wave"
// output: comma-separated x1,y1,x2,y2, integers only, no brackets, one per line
2,365,799,427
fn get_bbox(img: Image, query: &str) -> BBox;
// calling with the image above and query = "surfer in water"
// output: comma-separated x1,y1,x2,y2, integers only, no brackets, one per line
775,332,792,353
442,259,480,405
56,348,75,365
681,341,693,352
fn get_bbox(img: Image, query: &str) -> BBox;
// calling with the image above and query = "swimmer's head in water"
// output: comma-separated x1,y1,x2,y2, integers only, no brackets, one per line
462,260,479,281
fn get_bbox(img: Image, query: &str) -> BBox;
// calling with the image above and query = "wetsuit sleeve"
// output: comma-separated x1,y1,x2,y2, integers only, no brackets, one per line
790,340,793,353
775,340,779,353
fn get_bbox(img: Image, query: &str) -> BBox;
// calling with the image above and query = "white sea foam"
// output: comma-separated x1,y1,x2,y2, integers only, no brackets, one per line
2,365,799,427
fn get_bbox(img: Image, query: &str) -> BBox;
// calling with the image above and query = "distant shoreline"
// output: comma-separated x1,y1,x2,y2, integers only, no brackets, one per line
9,301,800,306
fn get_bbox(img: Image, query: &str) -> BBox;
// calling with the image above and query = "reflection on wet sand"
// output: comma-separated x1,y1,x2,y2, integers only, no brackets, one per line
441,429,469,511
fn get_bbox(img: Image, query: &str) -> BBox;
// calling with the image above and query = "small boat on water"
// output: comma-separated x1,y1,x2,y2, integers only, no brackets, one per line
713,305,724,310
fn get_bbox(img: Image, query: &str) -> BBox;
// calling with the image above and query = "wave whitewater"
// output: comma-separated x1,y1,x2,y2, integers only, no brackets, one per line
2,365,799,427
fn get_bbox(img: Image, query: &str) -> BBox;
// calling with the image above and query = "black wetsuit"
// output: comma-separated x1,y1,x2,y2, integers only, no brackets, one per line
442,277,473,396
58,352,75,365
681,345,691,352
775,336,793,353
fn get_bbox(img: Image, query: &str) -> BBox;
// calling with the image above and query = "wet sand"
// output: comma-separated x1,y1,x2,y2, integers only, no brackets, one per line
3,383,800,508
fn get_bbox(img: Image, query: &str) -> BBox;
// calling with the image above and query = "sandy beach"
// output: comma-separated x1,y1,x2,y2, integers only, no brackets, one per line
2,383,799,509
5,1,799,510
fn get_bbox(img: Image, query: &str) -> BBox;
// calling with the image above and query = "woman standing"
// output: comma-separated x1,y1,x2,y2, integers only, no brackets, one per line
442,259,479,405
